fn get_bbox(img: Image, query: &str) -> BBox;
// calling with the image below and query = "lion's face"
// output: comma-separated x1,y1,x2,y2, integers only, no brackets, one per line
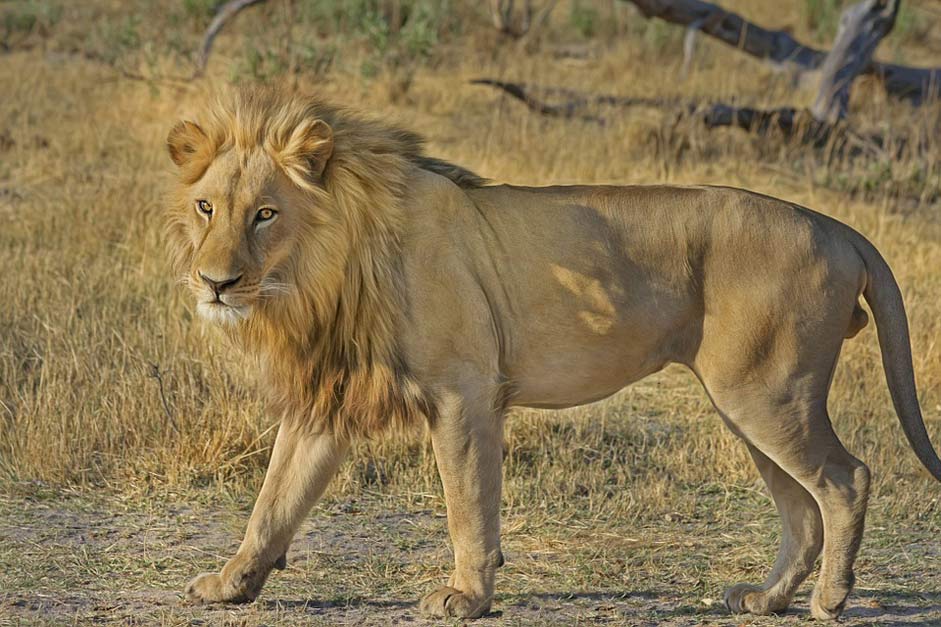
166,116,334,326
179,151,301,324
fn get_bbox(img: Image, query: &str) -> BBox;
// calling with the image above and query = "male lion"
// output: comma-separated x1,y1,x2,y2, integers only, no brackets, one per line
166,87,941,621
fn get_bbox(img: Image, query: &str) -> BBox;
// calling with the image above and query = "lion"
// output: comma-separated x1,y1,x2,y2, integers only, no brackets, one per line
165,87,941,621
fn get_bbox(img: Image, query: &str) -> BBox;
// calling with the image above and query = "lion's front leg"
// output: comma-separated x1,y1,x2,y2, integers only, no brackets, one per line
419,392,505,619
185,421,348,604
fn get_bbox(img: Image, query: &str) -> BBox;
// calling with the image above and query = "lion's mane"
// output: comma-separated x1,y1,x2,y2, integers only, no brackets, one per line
167,87,484,438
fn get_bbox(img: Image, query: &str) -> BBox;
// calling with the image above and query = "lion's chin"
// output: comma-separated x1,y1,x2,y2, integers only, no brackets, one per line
197,301,251,326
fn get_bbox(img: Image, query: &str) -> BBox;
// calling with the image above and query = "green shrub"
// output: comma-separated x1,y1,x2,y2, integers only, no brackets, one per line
1,0,62,42
570,0,599,39
803,0,841,42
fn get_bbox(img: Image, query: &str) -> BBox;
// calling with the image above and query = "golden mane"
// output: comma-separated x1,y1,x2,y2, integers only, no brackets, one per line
167,87,483,439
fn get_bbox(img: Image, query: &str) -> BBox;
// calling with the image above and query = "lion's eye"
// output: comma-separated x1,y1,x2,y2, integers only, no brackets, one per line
196,199,213,217
255,207,277,223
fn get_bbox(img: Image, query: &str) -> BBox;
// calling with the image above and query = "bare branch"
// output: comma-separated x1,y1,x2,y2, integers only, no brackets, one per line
681,17,705,79
699,103,830,142
148,362,179,435
194,0,268,78
470,78,683,123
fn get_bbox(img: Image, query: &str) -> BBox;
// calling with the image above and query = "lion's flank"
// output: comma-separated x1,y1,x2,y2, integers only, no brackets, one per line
167,87,481,440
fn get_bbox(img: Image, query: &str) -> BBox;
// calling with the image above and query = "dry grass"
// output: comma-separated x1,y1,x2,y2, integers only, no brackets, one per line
1,0,940,624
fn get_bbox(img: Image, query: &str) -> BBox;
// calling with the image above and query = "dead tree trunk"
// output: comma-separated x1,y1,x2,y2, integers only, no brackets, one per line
619,0,940,104
811,0,899,122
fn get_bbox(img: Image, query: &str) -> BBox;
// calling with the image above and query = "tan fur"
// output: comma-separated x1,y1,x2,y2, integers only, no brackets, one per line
167,88,941,621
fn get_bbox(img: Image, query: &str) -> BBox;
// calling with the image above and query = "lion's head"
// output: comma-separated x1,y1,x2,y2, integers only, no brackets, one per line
165,92,347,328
166,89,482,331
165,88,479,436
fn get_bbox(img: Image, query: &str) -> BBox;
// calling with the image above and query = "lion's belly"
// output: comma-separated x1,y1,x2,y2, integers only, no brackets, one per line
506,321,676,409
512,366,663,410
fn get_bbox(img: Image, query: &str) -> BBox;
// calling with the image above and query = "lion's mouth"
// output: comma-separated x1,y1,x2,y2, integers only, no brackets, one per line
197,299,250,325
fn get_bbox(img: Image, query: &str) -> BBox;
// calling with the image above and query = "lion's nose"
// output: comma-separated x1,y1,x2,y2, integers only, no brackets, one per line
199,271,243,297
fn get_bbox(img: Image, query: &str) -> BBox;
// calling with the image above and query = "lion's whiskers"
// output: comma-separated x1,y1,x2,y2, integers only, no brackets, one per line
259,279,295,296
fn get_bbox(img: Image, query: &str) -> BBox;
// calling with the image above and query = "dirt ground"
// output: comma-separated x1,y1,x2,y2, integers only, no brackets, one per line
2,489,939,626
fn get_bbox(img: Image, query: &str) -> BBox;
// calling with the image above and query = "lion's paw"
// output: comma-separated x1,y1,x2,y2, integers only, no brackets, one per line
810,591,846,621
418,585,490,619
184,572,252,605
724,583,788,616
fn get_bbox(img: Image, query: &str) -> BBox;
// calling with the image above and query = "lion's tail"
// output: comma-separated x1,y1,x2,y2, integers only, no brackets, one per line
851,231,941,481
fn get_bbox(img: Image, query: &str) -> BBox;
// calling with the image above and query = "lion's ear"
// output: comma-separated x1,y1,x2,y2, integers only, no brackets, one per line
167,121,210,168
277,119,334,186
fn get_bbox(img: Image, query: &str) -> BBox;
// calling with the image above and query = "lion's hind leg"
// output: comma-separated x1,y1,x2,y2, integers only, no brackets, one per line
724,443,823,615
693,248,872,620
705,387,870,621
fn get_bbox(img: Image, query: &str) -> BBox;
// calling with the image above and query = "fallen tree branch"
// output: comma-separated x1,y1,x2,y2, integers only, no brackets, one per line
470,78,683,123
619,0,940,104
699,103,831,142
194,0,268,78
624,0,825,72
473,76,820,135
472,78,893,156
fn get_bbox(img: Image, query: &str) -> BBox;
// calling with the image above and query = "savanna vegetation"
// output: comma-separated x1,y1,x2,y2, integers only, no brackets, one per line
1,0,939,624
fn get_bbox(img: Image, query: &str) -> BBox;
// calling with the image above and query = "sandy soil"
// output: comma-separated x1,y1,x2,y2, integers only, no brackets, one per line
2,490,939,626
